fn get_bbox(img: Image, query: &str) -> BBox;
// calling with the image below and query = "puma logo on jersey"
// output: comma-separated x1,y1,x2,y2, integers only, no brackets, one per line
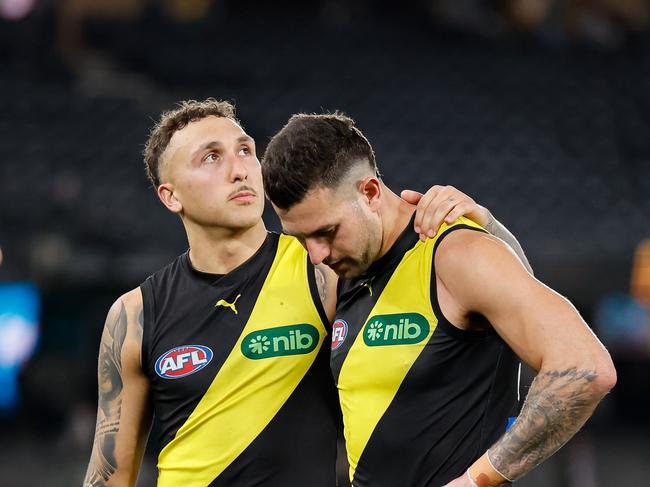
216,293,241,314
362,279,373,296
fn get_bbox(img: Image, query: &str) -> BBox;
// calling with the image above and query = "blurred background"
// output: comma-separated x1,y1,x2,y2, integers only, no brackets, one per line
1,0,649,485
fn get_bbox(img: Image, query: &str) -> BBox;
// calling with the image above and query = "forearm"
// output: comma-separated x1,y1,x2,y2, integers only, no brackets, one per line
485,366,608,483
85,408,122,486
484,212,533,275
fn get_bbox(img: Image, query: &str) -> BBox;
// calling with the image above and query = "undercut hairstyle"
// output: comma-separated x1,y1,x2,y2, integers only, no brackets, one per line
262,113,378,210
143,98,239,187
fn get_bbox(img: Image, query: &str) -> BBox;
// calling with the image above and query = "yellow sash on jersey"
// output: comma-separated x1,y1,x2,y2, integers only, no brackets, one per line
157,235,327,486
337,217,484,482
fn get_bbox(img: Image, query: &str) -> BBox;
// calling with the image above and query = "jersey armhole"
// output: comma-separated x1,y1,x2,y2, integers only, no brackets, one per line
139,278,156,370
430,224,495,341
306,258,330,329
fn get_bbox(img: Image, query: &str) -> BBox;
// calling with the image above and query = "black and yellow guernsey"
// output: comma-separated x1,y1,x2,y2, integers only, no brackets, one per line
140,232,338,486
332,217,520,487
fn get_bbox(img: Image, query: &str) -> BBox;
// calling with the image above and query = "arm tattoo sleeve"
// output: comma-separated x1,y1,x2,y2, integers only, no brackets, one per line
485,213,534,275
136,307,144,366
314,265,328,305
488,367,600,481
84,301,129,487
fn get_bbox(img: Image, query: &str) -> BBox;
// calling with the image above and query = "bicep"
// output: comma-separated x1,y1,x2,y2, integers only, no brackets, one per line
437,233,603,372
85,292,152,486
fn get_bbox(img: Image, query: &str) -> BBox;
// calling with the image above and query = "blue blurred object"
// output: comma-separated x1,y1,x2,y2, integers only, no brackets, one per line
0,282,40,414
594,292,650,356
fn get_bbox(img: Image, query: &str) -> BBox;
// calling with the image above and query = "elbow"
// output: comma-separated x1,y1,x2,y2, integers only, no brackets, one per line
590,351,617,397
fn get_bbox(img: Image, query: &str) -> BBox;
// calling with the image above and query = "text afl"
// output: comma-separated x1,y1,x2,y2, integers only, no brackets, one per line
155,345,213,379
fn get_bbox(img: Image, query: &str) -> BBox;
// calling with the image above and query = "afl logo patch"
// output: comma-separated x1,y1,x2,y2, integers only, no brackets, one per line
155,345,213,379
331,319,348,350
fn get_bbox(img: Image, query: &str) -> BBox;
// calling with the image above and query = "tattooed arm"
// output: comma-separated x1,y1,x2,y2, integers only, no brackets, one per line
481,211,532,275
402,186,533,274
84,289,153,487
314,263,339,323
434,231,616,487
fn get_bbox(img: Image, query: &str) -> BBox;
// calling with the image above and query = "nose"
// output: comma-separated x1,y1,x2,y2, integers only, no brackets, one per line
305,239,330,266
229,154,248,182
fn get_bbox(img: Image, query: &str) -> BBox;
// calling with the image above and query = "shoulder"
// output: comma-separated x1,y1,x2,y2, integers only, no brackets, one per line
109,288,143,323
103,288,145,368
435,227,519,275
434,227,537,318
434,228,530,301
121,287,143,308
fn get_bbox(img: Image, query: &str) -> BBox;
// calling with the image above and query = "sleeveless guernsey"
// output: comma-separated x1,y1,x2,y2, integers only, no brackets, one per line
332,217,520,486
141,232,338,486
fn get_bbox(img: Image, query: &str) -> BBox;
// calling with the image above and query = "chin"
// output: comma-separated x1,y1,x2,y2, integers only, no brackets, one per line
333,264,363,279
229,205,264,225
229,215,261,230
198,211,261,231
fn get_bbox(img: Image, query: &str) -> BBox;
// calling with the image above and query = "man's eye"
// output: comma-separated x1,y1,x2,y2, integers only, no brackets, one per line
204,152,219,163
238,146,251,156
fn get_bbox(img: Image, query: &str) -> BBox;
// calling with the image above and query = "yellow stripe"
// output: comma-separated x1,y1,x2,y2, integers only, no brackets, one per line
157,235,327,486
338,217,482,482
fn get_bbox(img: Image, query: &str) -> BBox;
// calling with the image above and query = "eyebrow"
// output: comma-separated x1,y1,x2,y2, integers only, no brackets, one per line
282,224,335,239
237,135,254,144
191,141,222,161
190,136,255,161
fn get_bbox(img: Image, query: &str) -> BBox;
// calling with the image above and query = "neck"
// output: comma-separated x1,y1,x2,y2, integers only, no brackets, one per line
376,182,415,260
184,219,268,274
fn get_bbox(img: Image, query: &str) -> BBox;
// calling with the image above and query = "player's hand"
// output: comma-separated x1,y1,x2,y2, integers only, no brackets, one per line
441,470,479,487
401,185,490,241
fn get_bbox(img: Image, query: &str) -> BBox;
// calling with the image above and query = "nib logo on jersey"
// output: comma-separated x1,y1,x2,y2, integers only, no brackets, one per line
241,324,319,359
155,345,213,379
363,313,430,346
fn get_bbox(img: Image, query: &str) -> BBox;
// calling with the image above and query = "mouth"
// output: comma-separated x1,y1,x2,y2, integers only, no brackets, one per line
229,190,257,202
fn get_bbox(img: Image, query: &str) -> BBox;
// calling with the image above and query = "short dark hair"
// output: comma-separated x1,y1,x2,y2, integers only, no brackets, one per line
143,98,239,187
262,113,377,210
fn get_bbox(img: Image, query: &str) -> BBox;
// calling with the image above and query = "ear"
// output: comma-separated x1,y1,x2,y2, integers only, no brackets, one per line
157,182,183,214
358,176,382,211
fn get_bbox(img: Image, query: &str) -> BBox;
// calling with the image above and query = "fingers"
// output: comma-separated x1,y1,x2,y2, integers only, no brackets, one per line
423,197,457,239
400,189,423,205
413,185,443,234
415,185,478,240
443,201,474,224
